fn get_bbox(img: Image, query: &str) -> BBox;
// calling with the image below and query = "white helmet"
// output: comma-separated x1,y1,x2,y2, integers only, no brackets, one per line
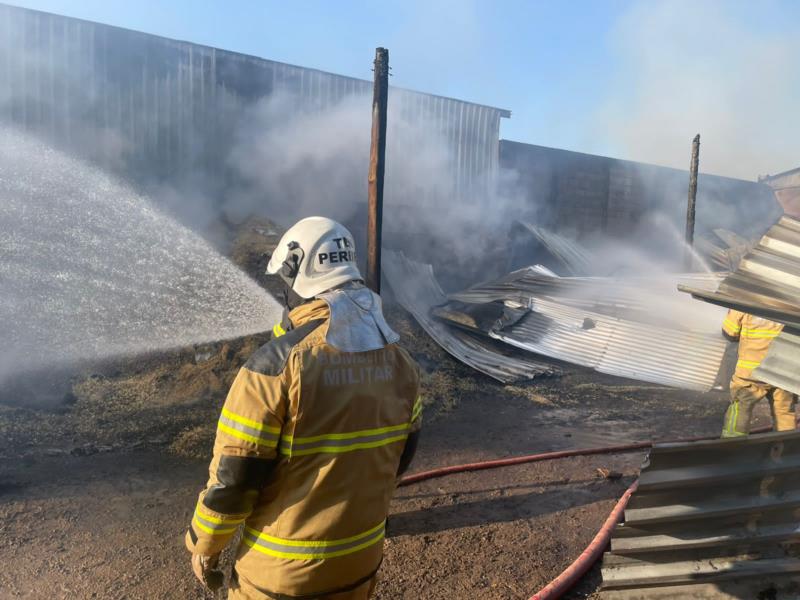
266,216,362,299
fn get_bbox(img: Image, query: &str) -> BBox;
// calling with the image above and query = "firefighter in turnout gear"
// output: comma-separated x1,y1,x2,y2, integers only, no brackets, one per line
186,217,422,599
721,309,796,437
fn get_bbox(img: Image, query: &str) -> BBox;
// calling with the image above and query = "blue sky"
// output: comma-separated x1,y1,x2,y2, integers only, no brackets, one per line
9,0,800,179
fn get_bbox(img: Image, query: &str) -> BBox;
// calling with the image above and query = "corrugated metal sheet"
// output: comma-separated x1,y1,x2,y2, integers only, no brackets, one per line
754,331,800,396
0,2,508,193
681,215,800,329
489,297,728,391
511,222,594,276
452,269,725,330
600,430,800,599
382,250,557,383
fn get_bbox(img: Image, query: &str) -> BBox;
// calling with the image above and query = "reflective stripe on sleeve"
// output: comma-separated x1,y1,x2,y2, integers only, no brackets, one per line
272,323,287,338
217,407,280,448
242,520,386,560
280,424,410,457
193,505,246,536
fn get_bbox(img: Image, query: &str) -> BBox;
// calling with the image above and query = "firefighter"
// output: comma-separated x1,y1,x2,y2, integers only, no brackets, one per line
721,309,796,437
186,216,422,599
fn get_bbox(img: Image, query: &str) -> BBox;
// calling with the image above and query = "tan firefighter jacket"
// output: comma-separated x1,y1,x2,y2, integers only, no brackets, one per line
722,309,783,379
186,287,421,598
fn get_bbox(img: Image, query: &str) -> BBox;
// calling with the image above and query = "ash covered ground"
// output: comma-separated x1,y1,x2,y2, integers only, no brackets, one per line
0,219,774,600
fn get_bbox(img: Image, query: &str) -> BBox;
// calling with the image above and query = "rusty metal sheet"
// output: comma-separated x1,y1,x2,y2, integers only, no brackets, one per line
382,250,557,383
600,430,800,599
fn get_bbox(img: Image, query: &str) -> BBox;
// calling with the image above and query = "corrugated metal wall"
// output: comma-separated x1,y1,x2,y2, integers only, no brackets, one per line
601,431,800,599
499,140,781,245
0,2,508,196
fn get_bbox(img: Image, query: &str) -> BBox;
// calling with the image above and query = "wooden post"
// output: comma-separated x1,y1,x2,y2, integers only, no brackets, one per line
684,134,700,270
366,47,389,293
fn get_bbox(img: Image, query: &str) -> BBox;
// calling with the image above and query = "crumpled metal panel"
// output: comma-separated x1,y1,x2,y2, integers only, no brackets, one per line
489,297,728,391
695,228,754,272
382,250,557,383
600,431,800,599
681,215,800,329
453,269,724,328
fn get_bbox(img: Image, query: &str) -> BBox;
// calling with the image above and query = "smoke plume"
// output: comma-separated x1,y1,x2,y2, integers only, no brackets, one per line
597,0,800,180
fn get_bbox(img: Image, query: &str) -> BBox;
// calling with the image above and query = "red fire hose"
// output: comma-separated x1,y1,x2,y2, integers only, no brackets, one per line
398,442,651,487
527,479,638,600
398,426,772,599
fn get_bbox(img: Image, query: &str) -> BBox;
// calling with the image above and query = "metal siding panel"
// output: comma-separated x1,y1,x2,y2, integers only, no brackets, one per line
0,4,510,204
600,431,800,598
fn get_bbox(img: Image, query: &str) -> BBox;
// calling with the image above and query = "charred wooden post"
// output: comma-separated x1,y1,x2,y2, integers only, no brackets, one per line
367,47,389,293
684,134,701,270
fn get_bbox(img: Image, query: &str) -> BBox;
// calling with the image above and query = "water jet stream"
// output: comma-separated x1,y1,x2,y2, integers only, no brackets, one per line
0,128,281,384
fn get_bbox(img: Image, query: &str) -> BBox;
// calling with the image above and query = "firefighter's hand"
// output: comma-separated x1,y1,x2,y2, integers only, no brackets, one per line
191,553,224,591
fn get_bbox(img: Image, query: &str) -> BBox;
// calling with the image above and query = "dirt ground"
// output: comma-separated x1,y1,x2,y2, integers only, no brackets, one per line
0,219,776,600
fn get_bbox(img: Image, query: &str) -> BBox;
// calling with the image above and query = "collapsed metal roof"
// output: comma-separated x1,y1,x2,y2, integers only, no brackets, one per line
388,249,727,390
453,268,724,329
600,431,800,599
382,250,557,383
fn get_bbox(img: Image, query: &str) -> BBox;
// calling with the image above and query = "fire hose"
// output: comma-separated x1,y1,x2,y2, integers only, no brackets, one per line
397,425,772,600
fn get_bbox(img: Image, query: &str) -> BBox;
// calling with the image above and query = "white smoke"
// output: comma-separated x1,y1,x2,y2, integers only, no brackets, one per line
595,0,800,180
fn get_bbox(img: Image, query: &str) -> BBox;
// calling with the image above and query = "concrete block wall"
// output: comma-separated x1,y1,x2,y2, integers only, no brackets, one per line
499,140,781,247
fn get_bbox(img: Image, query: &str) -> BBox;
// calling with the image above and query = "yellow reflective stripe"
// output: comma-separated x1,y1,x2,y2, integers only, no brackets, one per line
193,517,238,536
218,422,279,448
221,407,280,434
245,520,385,548
195,506,246,526
724,401,748,437
242,521,386,560
723,318,742,333
411,397,423,422
737,359,760,369
740,329,780,338
727,402,737,436
192,505,246,536
282,434,409,457
243,531,385,560
284,422,410,444
273,323,286,338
